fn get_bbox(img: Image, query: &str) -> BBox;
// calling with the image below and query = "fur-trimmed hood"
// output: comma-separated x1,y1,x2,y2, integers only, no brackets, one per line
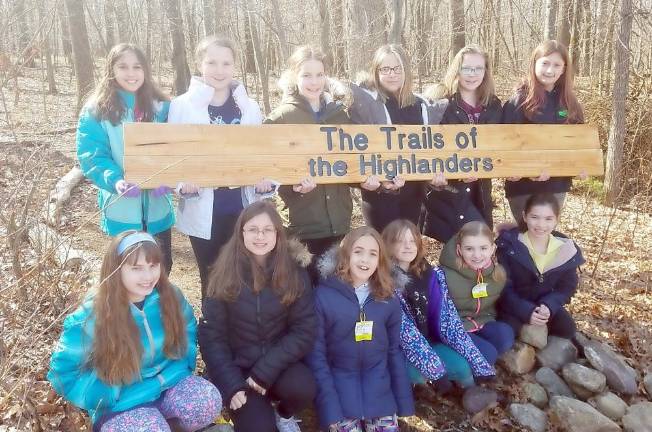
287,237,312,268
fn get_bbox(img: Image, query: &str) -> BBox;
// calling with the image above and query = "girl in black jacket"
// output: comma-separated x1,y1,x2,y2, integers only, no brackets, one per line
422,45,501,243
502,40,585,224
198,201,316,432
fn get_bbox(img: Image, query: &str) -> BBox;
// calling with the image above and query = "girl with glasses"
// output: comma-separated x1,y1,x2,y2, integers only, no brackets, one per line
199,201,317,432
421,45,502,243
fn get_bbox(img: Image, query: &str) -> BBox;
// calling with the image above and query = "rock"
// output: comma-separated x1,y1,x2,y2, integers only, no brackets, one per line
562,363,607,397
509,403,547,432
536,336,578,370
500,342,537,374
462,386,498,415
569,382,598,400
622,402,652,432
550,396,621,432
644,373,652,400
524,382,548,408
584,340,638,395
519,324,548,349
589,392,629,421
536,367,574,398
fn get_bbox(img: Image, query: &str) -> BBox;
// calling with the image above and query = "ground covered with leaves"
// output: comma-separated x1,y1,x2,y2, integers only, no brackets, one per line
1,65,650,431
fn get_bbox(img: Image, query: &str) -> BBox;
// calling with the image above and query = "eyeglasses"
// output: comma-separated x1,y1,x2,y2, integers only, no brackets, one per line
243,227,276,237
378,65,403,75
460,66,485,76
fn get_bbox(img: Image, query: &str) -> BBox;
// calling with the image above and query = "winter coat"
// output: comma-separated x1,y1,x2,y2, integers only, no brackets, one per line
198,246,316,403
439,237,505,332
47,287,197,424
307,251,414,428
421,93,501,240
264,93,353,240
168,78,264,239
76,91,174,236
348,83,446,231
401,262,495,378
496,228,584,332
501,87,583,197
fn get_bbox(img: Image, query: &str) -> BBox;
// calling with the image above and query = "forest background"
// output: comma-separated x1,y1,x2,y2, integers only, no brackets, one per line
0,0,651,431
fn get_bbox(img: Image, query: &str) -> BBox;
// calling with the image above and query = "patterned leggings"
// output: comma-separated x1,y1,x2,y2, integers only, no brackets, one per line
99,376,221,432
331,415,399,432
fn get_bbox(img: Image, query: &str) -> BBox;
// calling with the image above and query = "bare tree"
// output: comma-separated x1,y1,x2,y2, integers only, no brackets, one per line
605,0,633,204
317,0,332,67
450,0,465,59
557,0,572,47
163,0,191,94
269,0,289,62
544,0,558,40
64,0,94,108
388,0,404,44
344,0,386,76
245,0,270,112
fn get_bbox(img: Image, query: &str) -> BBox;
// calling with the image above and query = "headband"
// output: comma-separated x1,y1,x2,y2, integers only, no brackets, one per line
117,232,157,255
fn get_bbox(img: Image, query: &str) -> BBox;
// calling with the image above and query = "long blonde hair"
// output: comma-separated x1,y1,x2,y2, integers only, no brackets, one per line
368,44,416,108
428,45,496,106
90,231,186,385
455,221,506,283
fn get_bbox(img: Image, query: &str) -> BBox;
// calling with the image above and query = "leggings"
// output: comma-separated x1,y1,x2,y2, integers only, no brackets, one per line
97,376,221,432
468,320,515,365
408,343,475,388
331,415,399,432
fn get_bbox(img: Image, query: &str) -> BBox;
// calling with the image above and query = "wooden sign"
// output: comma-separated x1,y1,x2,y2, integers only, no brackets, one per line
123,123,604,188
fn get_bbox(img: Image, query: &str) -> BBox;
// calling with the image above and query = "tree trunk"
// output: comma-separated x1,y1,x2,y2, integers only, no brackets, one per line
556,0,572,47
604,0,633,205
269,0,289,63
544,0,558,40
449,0,465,60
245,1,269,113
38,0,57,94
388,0,404,44
317,0,332,68
163,0,190,94
104,1,116,50
64,0,94,108
202,0,215,36
114,0,132,42
58,2,73,65
344,0,386,77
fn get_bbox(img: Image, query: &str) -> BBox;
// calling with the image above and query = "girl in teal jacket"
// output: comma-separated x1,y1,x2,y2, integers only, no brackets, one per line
76,43,174,271
48,231,221,431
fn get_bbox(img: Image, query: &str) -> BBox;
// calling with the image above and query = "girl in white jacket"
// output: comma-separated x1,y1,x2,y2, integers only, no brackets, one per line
168,36,272,299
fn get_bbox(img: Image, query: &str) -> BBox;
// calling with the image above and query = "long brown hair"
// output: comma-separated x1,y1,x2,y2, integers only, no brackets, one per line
454,221,506,283
91,231,187,385
382,219,427,277
278,45,329,98
432,45,496,107
518,40,583,123
368,44,416,108
89,43,169,125
336,226,394,300
207,201,304,305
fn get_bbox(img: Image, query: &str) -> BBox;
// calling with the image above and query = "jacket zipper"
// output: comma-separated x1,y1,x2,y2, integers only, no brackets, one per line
357,295,373,420
256,294,266,355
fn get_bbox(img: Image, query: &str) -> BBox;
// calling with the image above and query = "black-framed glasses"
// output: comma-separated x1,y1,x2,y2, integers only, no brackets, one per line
378,65,403,75
460,66,485,76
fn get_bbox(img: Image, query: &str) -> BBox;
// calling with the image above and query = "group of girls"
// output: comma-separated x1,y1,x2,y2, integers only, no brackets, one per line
50,34,587,432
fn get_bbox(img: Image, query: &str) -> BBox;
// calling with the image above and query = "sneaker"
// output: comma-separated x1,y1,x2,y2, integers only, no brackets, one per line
275,411,301,432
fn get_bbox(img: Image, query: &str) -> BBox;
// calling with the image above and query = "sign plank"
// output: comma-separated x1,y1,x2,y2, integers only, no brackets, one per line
123,123,604,187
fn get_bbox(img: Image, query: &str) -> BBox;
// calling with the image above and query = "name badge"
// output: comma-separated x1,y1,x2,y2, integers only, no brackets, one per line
472,283,489,299
355,321,374,342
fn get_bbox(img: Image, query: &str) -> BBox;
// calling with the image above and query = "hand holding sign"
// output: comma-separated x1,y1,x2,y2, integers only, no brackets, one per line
293,177,317,194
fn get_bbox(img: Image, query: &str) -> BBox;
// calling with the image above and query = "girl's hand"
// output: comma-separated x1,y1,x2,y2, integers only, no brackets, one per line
382,176,405,191
115,180,141,197
292,178,317,194
179,182,201,195
246,377,266,395
230,390,247,410
529,308,548,326
506,176,521,181
361,175,381,191
530,171,550,182
255,179,275,193
430,172,448,188
536,304,551,319
462,176,478,183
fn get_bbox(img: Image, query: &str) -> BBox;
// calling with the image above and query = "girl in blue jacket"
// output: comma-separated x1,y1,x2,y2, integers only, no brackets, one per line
76,44,174,272
48,231,220,431
497,193,584,339
309,226,414,432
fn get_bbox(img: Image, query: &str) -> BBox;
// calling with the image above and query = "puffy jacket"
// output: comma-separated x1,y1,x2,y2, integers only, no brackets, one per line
198,255,316,403
421,92,501,239
401,262,495,378
168,78,264,239
264,94,353,240
501,88,583,197
47,287,197,423
439,237,505,332
307,271,414,429
496,228,584,332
